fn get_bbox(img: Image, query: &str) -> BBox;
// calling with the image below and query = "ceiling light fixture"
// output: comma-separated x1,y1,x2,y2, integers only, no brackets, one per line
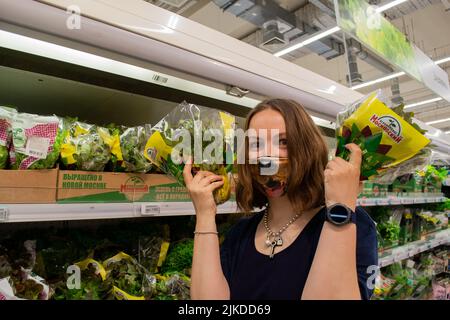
404,97,443,109
426,118,450,125
376,0,409,13
435,56,450,65
351,72,405,90
274,26,341,57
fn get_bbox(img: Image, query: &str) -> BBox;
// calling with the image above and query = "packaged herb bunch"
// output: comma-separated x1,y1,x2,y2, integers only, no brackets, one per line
144,101,235,205
336,91,430,181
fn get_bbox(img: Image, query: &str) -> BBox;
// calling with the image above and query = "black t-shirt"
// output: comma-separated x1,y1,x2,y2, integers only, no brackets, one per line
220,207,378,300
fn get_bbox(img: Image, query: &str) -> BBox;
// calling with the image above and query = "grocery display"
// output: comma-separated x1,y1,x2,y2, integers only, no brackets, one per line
373,246,449,300
0,215,236,300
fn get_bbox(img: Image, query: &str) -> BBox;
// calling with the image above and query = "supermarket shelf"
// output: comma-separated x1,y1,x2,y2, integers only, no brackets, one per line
378,229,450,268
357,195,447,207
0,201,239,223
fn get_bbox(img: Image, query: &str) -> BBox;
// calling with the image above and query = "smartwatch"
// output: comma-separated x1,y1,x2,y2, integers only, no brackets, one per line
326,203,356,226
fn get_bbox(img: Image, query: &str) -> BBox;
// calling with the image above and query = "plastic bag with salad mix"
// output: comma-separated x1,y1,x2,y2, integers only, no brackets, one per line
336,90,430,181
0,106,17,169
108,124,152,173
143,101,235,205
60,120,112,171
10,112,62,170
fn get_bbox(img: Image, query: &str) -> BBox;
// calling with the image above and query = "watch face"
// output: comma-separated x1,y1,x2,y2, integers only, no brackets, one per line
327,205,351,225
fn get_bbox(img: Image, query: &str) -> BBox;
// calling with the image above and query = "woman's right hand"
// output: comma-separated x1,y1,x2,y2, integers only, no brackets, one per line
183,161,224,219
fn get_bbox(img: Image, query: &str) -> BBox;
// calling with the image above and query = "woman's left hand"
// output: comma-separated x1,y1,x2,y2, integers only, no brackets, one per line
324,143,362,211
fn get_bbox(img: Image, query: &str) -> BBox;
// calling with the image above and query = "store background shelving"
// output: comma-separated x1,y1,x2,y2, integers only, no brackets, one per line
378,229,450,267
0,194,446,223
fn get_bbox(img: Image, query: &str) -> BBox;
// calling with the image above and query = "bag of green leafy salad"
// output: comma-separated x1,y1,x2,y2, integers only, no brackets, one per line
143,101,236,205
10,112,62,170
60,120,112,171
0,106,17,169
108,124,152,173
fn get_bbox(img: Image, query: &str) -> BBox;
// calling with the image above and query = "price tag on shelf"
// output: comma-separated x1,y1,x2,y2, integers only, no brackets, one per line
376,198,390,206
381,256,395,267
0,207,9,222
401,198,414,205
392,248,409,262
419,243,431,252
409,247,420,256
140,204,160,216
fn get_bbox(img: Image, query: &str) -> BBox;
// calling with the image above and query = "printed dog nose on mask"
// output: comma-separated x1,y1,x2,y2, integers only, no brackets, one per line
251,157,289,198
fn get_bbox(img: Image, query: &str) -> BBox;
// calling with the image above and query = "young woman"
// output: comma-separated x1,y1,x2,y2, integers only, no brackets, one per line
183,99,378,300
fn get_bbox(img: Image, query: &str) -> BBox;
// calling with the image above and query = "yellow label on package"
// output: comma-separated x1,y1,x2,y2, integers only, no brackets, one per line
342,94,430,168
75,258,107,281
144,131,172,166
111,286,145,300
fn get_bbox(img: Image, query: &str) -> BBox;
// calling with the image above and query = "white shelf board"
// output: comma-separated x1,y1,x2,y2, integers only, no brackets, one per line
378,229,450,268
357,195,447,207
0,201,239,223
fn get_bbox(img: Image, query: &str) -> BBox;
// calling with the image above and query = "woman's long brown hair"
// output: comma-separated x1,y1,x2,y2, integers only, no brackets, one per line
236,99,329,213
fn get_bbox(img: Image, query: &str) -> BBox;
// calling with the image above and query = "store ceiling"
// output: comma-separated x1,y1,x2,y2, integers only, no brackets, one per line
151,0,450,135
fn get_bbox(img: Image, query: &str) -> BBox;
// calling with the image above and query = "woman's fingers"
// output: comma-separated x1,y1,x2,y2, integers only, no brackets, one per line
207,180,225,192
346,143,362,169
182,158,193,186
199,174,223,187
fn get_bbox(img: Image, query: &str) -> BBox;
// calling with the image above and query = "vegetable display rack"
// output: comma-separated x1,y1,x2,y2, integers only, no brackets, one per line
378,229,450,268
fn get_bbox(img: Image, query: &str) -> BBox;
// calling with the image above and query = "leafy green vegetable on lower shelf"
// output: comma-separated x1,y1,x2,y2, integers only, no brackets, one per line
53,261,108,300
154,272,190,300
161,239,193,274
103,252,155,299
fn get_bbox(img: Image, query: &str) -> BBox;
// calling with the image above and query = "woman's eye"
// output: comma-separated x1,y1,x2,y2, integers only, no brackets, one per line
249,141,259,149
279,139,288,146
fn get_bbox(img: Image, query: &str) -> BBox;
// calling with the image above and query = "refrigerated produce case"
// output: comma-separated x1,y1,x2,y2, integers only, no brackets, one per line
0,0,449,300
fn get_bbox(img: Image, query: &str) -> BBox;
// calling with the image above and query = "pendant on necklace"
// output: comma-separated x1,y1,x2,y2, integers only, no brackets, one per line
275,236,283,246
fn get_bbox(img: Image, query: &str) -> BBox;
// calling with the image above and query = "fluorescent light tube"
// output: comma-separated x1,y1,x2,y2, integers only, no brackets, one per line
435,56,450,65
376,0,408,13
426,118,450,125
404,97,443,109
351,72,405,90
274,26,341,57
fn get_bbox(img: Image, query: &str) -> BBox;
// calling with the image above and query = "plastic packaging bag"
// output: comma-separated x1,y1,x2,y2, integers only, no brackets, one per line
154,272,190,300
144,101,235,204
0,106,17,169
60,120,112,171
10,112,62,169
336,91,430,181
109,125,152,173
102,252,155,300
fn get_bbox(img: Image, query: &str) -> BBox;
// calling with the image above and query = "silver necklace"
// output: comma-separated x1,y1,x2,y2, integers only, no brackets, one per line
263,208,301,259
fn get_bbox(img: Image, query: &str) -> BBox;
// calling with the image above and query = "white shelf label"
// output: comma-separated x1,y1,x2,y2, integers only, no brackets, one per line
376,198,389,206
401,198,414,205
409,247,420,256
381,256,394,267
0,207,9,222
140,204,160,216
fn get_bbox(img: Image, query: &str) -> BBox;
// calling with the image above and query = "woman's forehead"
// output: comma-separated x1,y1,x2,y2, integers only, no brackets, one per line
249,109,286,131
